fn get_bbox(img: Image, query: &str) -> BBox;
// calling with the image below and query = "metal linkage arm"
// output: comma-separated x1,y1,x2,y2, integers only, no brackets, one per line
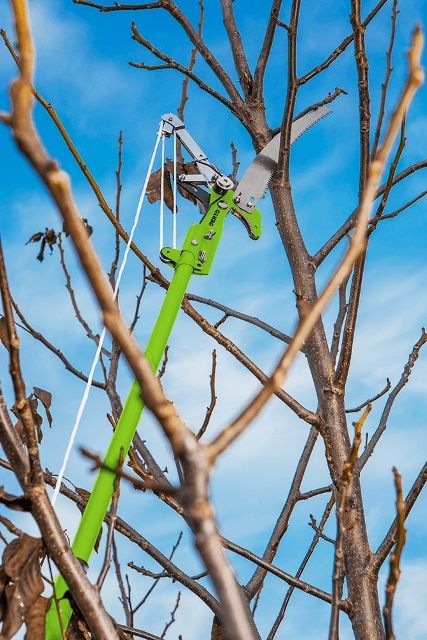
161,113,219,184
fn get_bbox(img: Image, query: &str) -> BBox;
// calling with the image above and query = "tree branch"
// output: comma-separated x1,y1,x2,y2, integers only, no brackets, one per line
346,378,391,413
372,462,427,571
130,23,238,115
382,468,406,640
299,0,388,85
220,0,253,99
358,329,427,468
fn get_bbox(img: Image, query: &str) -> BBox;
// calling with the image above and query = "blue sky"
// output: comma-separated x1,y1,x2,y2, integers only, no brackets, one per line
1,1,427,638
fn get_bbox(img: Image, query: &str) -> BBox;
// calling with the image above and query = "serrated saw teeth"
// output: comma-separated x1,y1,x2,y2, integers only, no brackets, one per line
234,105,331,213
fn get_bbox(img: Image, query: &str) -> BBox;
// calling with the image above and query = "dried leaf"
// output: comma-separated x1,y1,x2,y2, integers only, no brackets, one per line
45,228,57,249
146,166,174,211
0,487,31,512
0,535,44,639
0,316,10,352
27,229,58,261
82,219,93,237
33,387,53,428
25,232,44,245
28,397,43,444
66,613,92,639
36,237,47,262
24,595,49,640
166,159,201,205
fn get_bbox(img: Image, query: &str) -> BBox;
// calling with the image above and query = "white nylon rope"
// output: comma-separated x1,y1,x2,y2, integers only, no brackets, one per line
52,124,163,506
173,130,177,249
159,132,165,252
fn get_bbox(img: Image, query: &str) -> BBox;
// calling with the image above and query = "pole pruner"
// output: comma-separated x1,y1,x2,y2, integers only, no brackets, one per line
45,105,330,638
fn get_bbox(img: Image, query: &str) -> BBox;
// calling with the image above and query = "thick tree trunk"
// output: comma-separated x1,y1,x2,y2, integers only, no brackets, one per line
270,182,385,640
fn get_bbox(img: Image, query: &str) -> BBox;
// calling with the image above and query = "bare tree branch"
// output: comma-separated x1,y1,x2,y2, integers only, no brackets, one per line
346,378,391,414
372,462,427,571
11,296,106,388
197,349,217,439
299,0,388,85
383,468,406,640
221,0,253,98
267,495,336,639
372,0,399,156
358,329,427,468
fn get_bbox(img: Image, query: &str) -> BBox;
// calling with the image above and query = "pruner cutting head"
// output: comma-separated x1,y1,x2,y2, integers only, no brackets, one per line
233,106,332,213
160,106,331,240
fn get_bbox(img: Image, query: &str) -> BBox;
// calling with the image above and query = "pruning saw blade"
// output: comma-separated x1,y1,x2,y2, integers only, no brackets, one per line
234,105,331,213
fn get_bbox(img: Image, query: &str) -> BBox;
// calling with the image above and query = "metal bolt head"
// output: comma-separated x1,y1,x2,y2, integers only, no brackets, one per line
215,175,234,192
191,239,199,246
218,201,228,209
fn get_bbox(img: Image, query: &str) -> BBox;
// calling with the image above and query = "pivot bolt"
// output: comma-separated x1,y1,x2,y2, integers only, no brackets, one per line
218,201,228,209
191,239,199,246
214,175,234,195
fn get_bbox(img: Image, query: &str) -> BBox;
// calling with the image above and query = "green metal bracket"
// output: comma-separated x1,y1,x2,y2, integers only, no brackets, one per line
45,187,261,638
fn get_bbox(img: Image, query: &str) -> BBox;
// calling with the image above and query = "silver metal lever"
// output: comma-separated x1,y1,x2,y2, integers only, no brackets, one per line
161,113,219,184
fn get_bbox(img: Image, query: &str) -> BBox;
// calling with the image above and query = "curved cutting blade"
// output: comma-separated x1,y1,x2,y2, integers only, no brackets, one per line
234,106,331,213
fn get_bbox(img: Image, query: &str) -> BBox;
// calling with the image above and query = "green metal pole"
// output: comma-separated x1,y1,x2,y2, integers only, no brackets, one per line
45,188,261,639
45,255,194,639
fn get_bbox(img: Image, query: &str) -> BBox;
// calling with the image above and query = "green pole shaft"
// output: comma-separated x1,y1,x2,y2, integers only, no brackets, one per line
45,253,195,639
44,187,259,639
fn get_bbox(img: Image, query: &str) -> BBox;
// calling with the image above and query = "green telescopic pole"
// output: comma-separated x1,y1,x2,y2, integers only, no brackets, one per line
45,187,261,639
45,254,194,639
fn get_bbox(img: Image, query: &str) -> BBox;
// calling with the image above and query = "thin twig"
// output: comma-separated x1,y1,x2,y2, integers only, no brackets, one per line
372,462,427,571
299,0,388,85
187,293,296,347
224,537,350,612
372,0,399,156
80,447,176,494
346,378,391,413
11,296,106,388
358,329,427,467
109,130,124,290
267,496,336,639
160,591,180,638
383,468,406,639
130,532,183,616
112,537,133,627
197,349,217,439
57,232,108,351
375,188,427,223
